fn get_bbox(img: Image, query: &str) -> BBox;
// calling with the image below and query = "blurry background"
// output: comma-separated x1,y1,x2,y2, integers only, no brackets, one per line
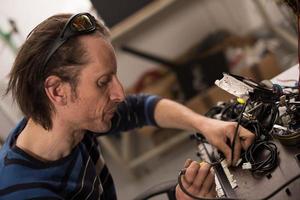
0,0,298,199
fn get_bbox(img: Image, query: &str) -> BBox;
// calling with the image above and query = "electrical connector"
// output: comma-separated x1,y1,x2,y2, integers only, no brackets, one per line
242,162,252,170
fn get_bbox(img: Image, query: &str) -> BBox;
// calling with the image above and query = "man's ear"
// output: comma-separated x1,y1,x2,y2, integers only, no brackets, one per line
44,75,69,105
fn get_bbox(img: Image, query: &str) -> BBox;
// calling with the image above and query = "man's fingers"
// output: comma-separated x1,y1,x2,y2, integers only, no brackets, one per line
178,161,217,200
232,136,242,166
227,125,255,165
185,161,200,185
241,138,253,150
190,163,211,189
184,158,193,168
198,168,215,196
180,160,201,193
180,173,192,190
216,140,232,165
240,129,255,150
206,182,217,198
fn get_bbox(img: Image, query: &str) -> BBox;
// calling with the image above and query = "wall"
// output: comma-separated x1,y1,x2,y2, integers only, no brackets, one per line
0,0,92,80
115,0,285,88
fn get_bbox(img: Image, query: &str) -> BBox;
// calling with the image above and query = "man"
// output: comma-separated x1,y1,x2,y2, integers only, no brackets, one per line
0,13,254,199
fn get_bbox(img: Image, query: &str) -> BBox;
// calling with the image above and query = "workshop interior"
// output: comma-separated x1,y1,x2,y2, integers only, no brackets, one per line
0,0,300,199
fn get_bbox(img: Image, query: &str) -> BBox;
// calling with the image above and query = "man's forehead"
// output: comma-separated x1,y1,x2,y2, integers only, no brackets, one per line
80,35,117,76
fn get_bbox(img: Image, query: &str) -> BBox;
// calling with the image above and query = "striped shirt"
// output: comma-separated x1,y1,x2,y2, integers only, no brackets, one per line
0,94,161,200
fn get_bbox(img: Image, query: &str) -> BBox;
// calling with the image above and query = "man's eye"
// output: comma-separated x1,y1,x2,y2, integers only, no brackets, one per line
97,78,110,87
98,81,108,87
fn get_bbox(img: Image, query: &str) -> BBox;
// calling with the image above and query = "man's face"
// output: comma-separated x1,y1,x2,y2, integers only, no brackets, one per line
65,35,125,133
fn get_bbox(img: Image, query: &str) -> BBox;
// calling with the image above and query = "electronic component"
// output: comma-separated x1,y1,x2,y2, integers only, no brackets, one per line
242,162,252,170
215,73,253,99
181,69,300,199
215,73,281,102
215,160,238,197
272,124,300,146
215,73,300,146
197,141,237,198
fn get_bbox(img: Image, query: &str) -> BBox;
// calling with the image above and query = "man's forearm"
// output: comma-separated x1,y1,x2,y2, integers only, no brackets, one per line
153,98,209,134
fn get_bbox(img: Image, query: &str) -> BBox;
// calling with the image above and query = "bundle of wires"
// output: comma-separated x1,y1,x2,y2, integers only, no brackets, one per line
205,99,279,175
242,140,278,175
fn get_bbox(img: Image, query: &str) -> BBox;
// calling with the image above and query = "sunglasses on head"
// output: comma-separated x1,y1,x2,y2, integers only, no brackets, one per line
42,12,97,72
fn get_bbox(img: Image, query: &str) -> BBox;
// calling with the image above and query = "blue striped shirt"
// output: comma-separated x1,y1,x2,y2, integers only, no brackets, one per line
0,94,161,200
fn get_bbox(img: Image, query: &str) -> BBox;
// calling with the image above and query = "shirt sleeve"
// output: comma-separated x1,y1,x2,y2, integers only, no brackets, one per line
95,94,162,136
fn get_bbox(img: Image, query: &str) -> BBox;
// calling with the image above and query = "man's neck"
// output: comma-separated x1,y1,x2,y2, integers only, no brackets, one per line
16,118,85,162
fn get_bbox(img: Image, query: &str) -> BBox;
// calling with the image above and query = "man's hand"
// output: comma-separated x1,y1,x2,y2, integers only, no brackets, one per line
199,117,255,166
153,98,255,165
176,159,216,200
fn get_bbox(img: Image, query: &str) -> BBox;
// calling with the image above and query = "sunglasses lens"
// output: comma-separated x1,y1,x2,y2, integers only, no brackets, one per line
71,14,94,32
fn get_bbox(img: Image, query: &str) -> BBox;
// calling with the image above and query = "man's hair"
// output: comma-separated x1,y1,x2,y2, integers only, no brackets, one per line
283,0,299,15
6,13,110,130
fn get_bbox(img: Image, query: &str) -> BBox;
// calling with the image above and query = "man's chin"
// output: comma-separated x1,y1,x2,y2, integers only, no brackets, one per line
93,121,112,133
102,121,112,132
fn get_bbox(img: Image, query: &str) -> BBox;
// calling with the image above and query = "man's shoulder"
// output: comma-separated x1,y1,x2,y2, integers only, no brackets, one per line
0,147,36,183
0,157,62,199
0,146,77,199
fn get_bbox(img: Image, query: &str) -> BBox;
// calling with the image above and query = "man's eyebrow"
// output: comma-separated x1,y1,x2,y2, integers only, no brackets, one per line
96,68,117,78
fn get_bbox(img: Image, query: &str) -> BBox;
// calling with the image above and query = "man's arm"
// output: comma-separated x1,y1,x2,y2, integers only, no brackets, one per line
102,94,254,165
153,98,255,165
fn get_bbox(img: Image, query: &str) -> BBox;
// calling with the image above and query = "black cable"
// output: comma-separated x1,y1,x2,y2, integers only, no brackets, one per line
231,100,249,164
178,170,300,200
243,140,278,175
242,120,261,140
220,102,240,121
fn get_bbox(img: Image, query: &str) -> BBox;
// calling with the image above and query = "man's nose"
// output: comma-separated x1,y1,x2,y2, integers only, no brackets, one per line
110,76,125,102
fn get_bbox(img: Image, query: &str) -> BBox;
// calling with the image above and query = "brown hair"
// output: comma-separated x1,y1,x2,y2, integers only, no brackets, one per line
283,0,299,15
6,13,110,130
